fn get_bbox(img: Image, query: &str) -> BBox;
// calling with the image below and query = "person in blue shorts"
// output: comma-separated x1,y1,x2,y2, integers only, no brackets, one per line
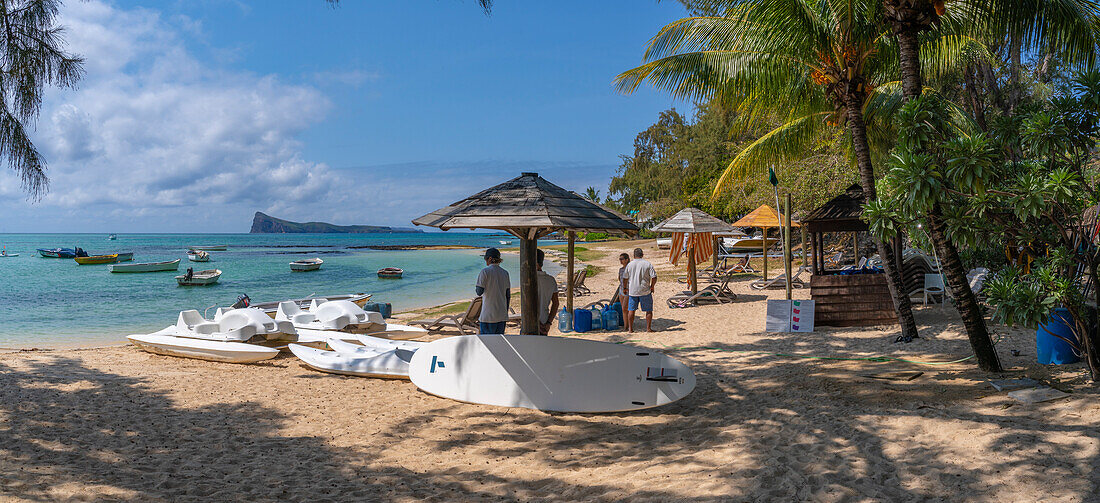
620,247,657,332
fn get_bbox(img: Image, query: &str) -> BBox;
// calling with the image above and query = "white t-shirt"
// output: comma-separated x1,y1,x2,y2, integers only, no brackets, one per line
476,264,510,323
623,258,657,296
537,270,558,324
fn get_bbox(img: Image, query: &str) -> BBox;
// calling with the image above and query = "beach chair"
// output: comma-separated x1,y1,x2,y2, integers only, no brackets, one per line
749,265,809,290
667,271,738,307
583,285,623,311
841,257,868,271
922,274,945,306
823,251,844,269
558,270,591,296
410,297,483,335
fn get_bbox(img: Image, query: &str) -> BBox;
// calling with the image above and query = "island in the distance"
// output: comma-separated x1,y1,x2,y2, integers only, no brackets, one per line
250,212,423,234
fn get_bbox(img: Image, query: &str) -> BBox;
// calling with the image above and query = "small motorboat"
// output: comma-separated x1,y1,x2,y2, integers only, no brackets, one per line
187,250,210,262
377,267,403,279
0,249,17,258
109,259,181,273
107,234,117,240
288,342,414,379
289,257,323,272
499,240,513,245
189,245,227,251
176,268,221,286
74,254,119,265
38,248,76,258
114,252,134,262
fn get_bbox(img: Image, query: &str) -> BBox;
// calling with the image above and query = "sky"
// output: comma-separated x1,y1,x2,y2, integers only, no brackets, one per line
0,0,690,233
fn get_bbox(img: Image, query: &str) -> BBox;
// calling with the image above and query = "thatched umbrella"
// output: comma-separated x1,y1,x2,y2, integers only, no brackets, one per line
652,208,734,295
731,204,801,282
412,172,638,334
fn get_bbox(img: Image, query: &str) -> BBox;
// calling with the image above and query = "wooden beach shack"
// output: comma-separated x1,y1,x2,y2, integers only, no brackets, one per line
804,184,902,327
412,172,638,334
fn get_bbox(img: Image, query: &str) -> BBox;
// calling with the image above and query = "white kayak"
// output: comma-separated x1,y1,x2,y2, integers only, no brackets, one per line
288,343,414,379
128,330,280,364
409,335,696,413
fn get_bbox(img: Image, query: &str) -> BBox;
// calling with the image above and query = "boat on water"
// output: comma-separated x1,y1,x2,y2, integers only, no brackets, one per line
189,245,227,251
114,252,134,262
109,259,181,273
107,234,117,240
38,248,76,258
499,240,513,245
74,254,119,265
187,250,210,262
289,257,323,272
0,249,17,258
377,267,403,279
176,268,221,286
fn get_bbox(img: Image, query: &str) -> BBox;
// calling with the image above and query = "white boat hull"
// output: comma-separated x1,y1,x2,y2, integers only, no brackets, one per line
128,332,280,363
288,343,413,379
176,269,221,286
289,258,323,272
109,259,181,273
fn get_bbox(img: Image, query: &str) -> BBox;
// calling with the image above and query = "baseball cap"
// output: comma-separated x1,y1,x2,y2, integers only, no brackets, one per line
484,247,501,259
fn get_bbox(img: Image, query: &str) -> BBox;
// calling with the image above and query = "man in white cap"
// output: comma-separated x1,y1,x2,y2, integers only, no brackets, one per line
475,247,510,334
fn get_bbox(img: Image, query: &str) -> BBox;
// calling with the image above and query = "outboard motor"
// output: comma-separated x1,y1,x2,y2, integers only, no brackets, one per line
231,294,251,309
184,267,194,281
75,247,88,257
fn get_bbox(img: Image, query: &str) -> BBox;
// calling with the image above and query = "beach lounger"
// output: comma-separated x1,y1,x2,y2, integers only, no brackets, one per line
668,271,738,307
582,285,623,311
749,265,809,290
558,270,591,296
410,297,483,335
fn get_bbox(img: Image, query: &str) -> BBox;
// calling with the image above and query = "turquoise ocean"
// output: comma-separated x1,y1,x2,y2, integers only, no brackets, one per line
0,233,559,348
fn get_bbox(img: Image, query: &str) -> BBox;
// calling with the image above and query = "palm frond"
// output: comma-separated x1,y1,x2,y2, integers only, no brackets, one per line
713,111,833,196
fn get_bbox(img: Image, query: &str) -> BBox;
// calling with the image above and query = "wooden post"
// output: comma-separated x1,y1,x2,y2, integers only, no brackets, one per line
712,234,720,273
852,232,858,266
566,231,575,328
519,234,540,335
762,227,768,282
688,240,697,295
784,194,792,300
800,225,807,268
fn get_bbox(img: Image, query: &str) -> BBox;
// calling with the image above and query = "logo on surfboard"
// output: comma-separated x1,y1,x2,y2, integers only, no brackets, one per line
429,355,446,373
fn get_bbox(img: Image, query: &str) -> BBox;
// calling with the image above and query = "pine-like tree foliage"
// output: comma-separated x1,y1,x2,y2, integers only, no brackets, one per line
0,0,83,200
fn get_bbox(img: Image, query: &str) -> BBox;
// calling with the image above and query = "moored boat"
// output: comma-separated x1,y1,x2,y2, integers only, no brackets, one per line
289,257,323,272
109,259,181,273
377,267,403,278
176,268,221,286
107,234,117,240
38,248,76,258
74,254,119,265
114,252,134,262
187,250,210,262
189,245,227,251
0,249,17,258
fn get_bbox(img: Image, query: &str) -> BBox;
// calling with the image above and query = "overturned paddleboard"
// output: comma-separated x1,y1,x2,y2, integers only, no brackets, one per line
409,335,696,413
128,332,280,364
288,343,413,379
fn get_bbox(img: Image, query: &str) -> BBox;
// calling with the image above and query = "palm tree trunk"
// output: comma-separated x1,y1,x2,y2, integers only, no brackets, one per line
893,23,1002,370
963,66,988,131
927,205,1002,371
842,90,919,341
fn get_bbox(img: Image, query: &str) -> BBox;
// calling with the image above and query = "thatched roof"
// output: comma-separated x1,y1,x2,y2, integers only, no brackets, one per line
411,172,639,236
731,204,801,228
651,207,734,234
803,184,868,233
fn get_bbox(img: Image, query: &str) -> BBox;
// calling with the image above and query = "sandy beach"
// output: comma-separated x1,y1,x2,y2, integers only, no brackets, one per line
2,239,1099,502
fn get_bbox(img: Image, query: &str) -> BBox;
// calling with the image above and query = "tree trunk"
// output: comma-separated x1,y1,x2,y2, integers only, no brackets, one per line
897,30,923,98
963,65,988,131
1081,258,1100,380
1007,35,1022,114
927,206,1003,371
842,90,920,341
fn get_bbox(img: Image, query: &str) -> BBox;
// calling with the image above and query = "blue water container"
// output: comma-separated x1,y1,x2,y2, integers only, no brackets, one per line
611,301,624,327
364,302,392,319
1036,308,1081,364
573,309,593,333
591,310,604,330
558,308,572,333
602,306,620,330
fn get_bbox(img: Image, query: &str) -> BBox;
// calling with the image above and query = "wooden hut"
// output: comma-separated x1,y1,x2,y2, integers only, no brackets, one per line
803,184,902,327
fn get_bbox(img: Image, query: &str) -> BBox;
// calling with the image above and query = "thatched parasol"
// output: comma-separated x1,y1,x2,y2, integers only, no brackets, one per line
653,208,734,295
413,172,638,334
731,204,801,282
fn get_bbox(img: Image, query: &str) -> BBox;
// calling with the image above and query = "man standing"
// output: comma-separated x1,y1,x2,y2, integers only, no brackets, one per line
621,247,657,333
475,247,510,334
535,249,559,335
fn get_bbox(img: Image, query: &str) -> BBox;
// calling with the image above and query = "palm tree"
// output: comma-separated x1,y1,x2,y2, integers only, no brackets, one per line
616,0,922,341
0,0,84,200
583,186,601,202
882,0,1100,371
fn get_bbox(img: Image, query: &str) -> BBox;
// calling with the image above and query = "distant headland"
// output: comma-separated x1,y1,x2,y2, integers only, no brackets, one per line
249,212,423,234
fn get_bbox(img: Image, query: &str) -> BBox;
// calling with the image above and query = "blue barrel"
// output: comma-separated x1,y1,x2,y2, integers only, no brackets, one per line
573,309,593,333
363,301,392,319
602,306,620,330
611,301,623,326
1036,308,1081,364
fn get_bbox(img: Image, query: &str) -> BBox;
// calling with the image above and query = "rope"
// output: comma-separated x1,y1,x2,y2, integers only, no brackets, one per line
615,339,978,366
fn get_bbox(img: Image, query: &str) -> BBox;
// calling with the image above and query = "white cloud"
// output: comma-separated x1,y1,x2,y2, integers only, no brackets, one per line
2,1,348,231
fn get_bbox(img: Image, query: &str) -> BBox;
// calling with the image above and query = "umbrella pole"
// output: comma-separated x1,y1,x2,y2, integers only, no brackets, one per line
566,231,575,328
688,241,697,295
762,228,768,282
519,234,540,335
784,194,793,300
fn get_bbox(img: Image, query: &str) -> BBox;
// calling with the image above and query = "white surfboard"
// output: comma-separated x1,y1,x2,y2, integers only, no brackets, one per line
408,335,696,413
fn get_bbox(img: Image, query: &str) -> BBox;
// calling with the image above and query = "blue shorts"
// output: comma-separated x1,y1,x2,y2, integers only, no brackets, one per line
628,294,653,312
479,321,507,334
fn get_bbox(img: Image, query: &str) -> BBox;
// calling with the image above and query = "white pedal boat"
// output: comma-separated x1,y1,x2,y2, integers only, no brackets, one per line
277,299,426,340
127,329,280,364
288,341,415,379
176,307,296,342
